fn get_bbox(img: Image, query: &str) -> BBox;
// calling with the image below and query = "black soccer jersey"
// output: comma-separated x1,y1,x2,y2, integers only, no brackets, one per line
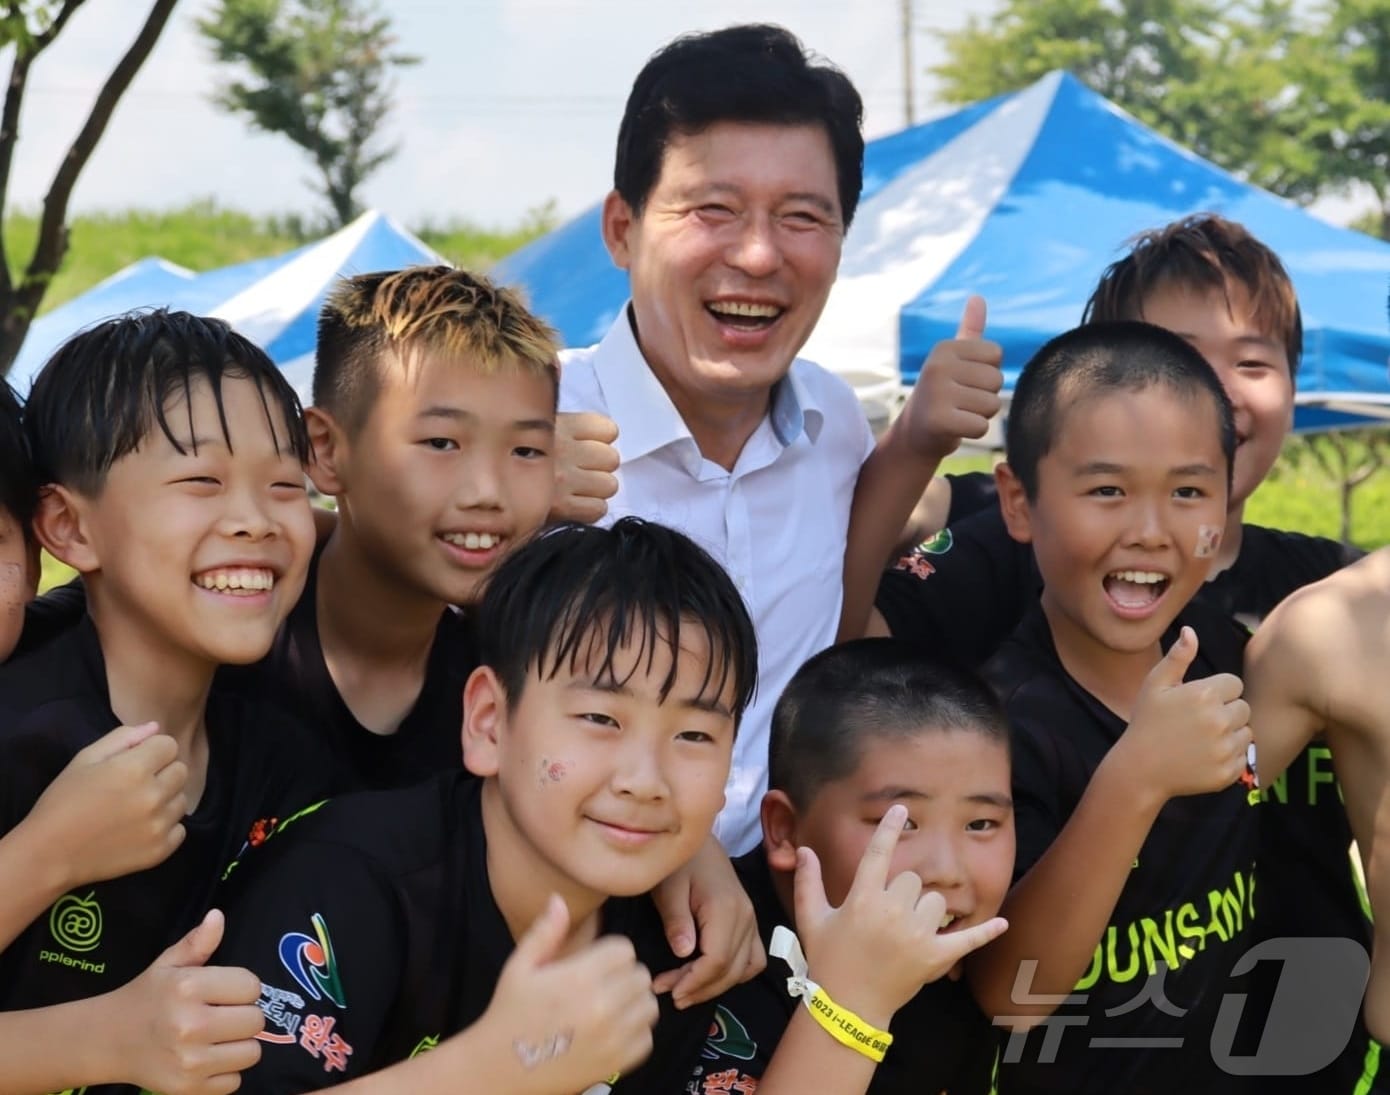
1205,526,1378,1094
246,545,481,793
213,772,713,1090
15,577,85,659
685,849,998,1095
984,605,1259,1095
0,619,330,1058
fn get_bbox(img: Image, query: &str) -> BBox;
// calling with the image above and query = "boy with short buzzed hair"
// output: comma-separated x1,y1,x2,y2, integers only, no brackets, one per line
212,517,758,1090
968,322,1258,1094
878,214,1342,659
878,215,1384,1091
0,309,329,1093
688,638,1012,1094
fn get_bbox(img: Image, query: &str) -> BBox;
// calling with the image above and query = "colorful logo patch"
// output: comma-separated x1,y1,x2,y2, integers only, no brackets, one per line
701,1006,757,1062
917,528,954,555
279,913,346,1008
49,892,102,953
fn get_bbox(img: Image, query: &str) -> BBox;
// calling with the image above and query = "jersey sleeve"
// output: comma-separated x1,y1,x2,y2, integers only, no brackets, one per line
874,507,1041,667
214,834,405,1087
944,471,999,526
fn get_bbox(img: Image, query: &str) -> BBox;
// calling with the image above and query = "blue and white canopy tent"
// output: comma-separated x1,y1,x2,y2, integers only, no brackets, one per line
496,71,1390,433
10,210,444,400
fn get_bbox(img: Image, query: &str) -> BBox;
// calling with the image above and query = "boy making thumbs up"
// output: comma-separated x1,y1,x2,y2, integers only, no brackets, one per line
966,322,1258,1095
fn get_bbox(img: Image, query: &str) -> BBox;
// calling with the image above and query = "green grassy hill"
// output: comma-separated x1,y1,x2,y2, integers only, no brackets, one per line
6,200,553,315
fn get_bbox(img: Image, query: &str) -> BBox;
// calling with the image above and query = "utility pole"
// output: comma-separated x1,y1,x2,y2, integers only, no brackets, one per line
901,0,916,126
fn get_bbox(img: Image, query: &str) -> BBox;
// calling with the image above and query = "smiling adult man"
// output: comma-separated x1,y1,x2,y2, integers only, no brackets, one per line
558,25,997,854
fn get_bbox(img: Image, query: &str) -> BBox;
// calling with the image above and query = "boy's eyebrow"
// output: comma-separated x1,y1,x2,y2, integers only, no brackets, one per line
1073,460,1219,477
418,405,555,432
566,679,732,718
861,786,1014,809
1175,329,1281,351
1073,461,1126,476
166,435,228,453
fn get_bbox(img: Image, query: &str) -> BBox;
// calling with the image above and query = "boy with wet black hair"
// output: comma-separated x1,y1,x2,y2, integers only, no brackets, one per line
0,309,328,1092
687,638,1011,1094
212,517,757,1090
967,322,1259,1094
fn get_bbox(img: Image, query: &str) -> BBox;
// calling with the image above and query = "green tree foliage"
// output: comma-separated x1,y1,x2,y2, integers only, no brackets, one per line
0,0,180,377
1297,0,1390,237
931,0,1388,231
199,0,418,229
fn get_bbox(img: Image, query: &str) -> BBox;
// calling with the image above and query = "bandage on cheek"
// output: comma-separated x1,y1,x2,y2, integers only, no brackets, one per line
1195,524,1222,558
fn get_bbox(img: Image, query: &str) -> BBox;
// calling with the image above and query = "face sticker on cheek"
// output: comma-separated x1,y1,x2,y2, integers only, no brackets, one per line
1195,524,1222,559
538,756,569,786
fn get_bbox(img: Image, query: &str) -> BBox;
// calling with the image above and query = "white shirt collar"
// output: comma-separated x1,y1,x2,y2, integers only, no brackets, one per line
592,305,825,467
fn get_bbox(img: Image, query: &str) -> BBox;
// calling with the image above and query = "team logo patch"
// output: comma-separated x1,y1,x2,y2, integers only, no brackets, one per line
892,528,954,582
279,913,346,1008
917,528,954,555
49,892,102,953
701,1005,757,1061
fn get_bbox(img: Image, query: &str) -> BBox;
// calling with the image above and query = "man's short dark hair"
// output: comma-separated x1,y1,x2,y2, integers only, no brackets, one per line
614,24,865,227
768,638,1008,811
1005,321,1236,502
1083,213,1303,380
24,309,311,496
314,265,559,434
0,380,36,533
478,517,758,724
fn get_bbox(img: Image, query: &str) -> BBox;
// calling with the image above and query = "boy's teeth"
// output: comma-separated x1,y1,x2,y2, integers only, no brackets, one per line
194,568,274,592
941,914,956,930
709,301,780,318
1109,570,1165,584
444,532,500,550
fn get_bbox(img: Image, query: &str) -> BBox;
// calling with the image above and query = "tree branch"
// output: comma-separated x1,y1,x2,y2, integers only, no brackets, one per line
0,0,86,295
24,0,178,289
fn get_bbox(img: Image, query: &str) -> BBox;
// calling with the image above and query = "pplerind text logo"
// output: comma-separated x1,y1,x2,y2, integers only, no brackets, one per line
39,891,105,974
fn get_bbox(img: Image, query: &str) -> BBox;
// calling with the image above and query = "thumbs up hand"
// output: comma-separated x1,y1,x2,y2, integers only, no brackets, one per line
477,894,660,1092
1114,627,1254,801
898,295,1004,461
104,909,265,1094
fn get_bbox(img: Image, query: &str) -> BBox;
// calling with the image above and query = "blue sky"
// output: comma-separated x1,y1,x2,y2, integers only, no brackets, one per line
11,0,997,227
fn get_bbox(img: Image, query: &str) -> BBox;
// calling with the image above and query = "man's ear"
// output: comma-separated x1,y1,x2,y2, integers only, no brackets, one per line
33,485,100,574
305,407,348,497
760,790,802,875
462,666,507,777
994,462,1034,545
600,190,636,270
